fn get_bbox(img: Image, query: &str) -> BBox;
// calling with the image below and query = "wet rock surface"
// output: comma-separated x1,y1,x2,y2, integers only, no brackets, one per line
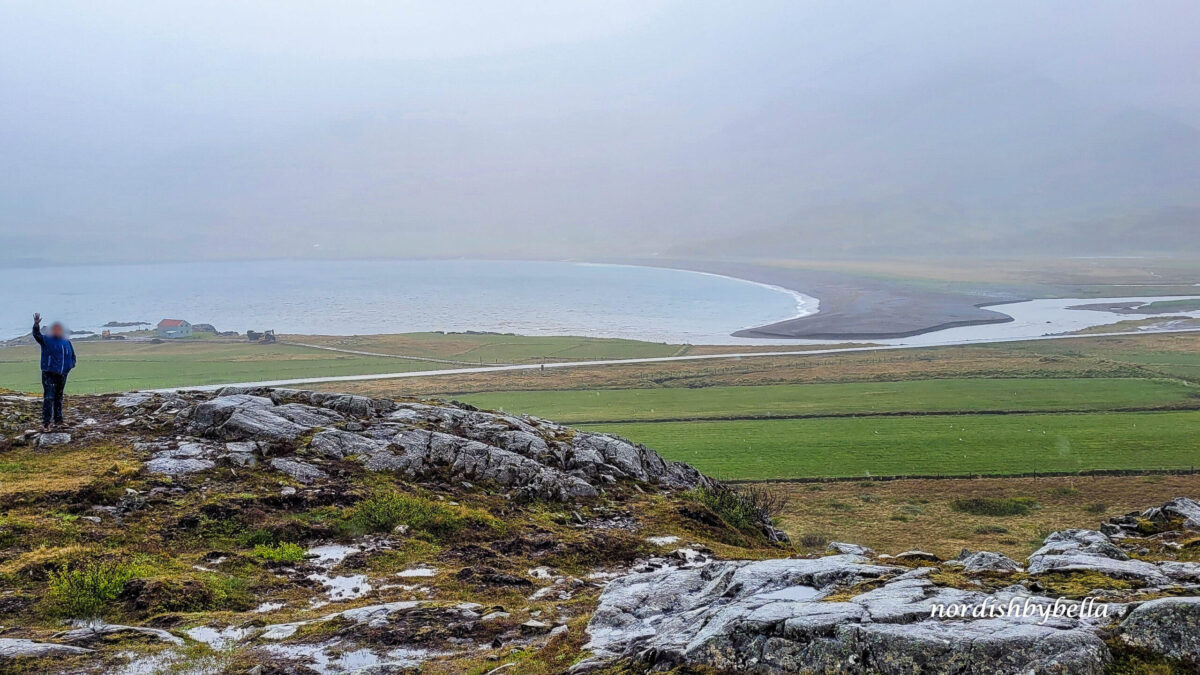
581,499,1200,674
166,388,716,502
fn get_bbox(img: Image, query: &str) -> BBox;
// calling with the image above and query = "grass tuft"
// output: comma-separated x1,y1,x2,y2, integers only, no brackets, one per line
950,497,1038,517
342,490,494,538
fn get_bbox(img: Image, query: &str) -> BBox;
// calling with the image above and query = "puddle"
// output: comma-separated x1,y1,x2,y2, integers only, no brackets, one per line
186,625,253,650
260,641,433,674
527,566,555,579
308,573,372,601
756,585,822,602
396,567,437,578
112,650,227,675
306,544,359,569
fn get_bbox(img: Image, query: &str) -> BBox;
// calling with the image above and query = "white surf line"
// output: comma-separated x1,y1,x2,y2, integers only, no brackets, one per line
280,341,508,367
148,327,1200,394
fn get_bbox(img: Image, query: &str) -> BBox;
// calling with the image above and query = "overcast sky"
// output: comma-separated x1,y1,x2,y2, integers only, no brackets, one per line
2,1,1197,264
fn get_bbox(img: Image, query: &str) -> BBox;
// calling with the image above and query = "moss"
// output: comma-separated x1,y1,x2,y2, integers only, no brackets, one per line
822,578,890,602
250,542,306,563
1105,639,1192,674
1035,571,1136,598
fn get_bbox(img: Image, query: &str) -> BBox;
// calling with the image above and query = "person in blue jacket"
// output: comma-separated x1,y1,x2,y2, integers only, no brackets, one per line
32,313,76,432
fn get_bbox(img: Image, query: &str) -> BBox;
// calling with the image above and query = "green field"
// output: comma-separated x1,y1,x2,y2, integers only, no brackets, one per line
0,341,451,393
580,411,1200,480
0,333,699,394
459,377,1198,423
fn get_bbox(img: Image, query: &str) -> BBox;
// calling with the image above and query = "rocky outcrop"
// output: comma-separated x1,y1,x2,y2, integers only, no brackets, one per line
157,388,716,502
581,500,1200,673
579,558,1115,674
1104,496,1200,537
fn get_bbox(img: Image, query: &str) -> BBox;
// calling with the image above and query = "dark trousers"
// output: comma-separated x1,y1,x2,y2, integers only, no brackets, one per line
41,371,67,425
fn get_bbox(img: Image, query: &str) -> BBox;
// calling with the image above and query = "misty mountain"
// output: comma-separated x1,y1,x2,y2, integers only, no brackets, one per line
2,2,1197,264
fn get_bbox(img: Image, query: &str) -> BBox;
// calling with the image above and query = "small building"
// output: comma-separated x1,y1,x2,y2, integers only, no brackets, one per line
156,319,192,339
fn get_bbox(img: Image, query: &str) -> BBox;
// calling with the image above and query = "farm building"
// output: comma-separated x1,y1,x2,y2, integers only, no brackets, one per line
156,319,192,338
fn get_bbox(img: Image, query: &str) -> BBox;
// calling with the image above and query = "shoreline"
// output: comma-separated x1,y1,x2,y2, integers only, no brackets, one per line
620,258,1027,340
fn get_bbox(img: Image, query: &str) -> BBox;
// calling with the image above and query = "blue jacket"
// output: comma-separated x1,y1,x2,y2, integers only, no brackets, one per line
33,323,76,375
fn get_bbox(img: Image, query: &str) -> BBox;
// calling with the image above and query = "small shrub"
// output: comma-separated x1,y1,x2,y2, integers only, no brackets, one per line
826,500,854,512
805,484,826,492
950,497,1038,517
251,542,306,563
685,487,759,533
973,525,1009,535
890,514,909,522
798,533,828,549
858,493,880,503
47,561,135,618
896,504,924,516
1084,503,1108,515
1050,486,1081,497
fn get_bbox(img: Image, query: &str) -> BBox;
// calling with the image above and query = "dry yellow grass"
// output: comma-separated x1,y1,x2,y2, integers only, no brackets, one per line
0,443,139,498
771,474,1200,559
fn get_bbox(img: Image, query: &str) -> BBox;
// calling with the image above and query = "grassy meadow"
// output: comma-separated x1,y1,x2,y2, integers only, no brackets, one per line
580,411,1200,480
0,333,713,394
0,340,452,394
459,377,1197,423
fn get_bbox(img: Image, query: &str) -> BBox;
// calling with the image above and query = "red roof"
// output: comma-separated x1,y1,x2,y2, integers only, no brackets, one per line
158,319,187,327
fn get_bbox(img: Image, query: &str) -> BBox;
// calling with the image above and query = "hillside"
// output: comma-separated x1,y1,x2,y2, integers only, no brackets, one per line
0,389,1199,673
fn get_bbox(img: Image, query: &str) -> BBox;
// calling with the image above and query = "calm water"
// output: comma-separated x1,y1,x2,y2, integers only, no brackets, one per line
4,260,1197,345
878,295,1200,347
0,260,814,344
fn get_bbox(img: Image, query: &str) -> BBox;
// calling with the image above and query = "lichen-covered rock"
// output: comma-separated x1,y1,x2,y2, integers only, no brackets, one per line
368,428,597,500
309,429,386,458
957,550,1023,573
827,542,874,556
1119,597,1200,666
270,457,326,484
1027,529,1170,584
580,557,1117,674
0,638,92,659
36,432,71,447
1103,497,1200,538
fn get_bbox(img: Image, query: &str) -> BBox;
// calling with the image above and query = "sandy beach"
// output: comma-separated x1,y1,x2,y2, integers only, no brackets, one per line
629,259,1026,340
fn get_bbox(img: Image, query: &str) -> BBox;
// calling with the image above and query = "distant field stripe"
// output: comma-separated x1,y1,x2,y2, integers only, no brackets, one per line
459,378,1198,423
578,411,1200,480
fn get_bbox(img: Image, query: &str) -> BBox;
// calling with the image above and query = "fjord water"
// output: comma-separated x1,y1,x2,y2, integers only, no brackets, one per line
0,260,813,344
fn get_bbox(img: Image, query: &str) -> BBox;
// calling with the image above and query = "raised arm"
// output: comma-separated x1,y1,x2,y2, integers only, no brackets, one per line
32,313,45,345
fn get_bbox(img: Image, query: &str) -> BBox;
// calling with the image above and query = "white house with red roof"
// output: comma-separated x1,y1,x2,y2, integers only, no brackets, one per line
156,319,192,338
